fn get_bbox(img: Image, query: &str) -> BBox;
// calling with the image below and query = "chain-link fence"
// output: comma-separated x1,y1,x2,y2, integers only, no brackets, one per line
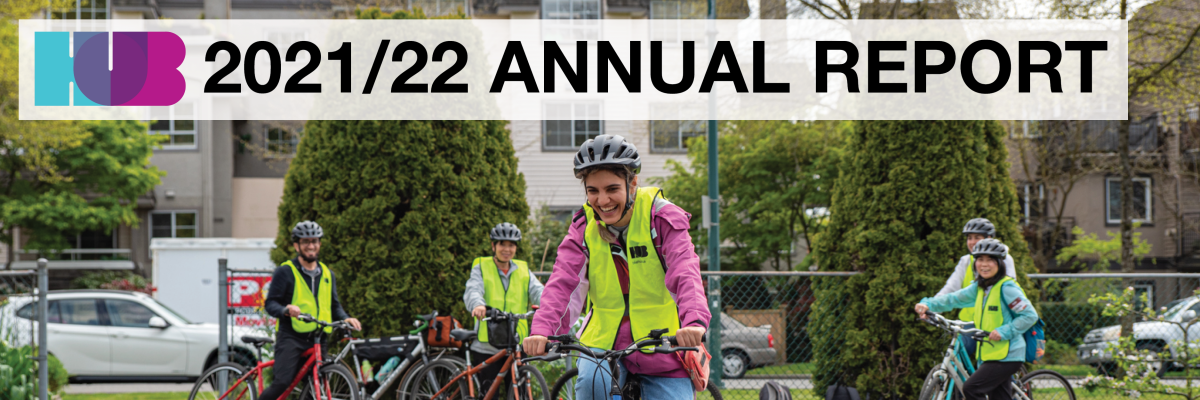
1,262,49,400
218,260,278,368
213,263,1200,400
1029,273,1200,377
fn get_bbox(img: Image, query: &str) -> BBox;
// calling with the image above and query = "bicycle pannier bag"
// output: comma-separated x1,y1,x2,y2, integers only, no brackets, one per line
427,315,465,348
676,342,712,391
354,336,419,363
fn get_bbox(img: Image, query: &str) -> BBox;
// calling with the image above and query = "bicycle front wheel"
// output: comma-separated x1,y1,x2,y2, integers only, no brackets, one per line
1018,369,1076,400
190,362,257,400
397,356,470,400
702,381,723,400
549,368,578,400
507,365,549,400
409,358,470,400
917,367,947,400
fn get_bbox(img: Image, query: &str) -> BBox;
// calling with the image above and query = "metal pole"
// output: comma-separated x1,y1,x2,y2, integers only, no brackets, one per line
218,258,229,390
219,258,229,364
38,258,48,400
705,0,722,387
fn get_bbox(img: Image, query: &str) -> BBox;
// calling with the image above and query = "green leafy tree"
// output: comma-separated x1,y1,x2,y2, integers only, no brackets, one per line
0,121,164,251
525,204,570,272
808,121,1034,398
658,121,847,271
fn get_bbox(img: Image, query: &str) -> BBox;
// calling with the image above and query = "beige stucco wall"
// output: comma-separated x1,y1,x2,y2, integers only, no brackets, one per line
231,178,285,238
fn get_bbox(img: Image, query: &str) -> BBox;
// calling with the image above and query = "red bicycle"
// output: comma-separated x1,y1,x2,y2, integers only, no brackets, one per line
188,314,360,400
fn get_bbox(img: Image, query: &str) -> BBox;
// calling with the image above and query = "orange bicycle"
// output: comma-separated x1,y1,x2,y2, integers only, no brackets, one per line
406,307,549,400
188,314,359,400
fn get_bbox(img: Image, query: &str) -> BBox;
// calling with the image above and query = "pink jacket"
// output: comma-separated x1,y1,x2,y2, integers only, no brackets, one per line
530,202,711,377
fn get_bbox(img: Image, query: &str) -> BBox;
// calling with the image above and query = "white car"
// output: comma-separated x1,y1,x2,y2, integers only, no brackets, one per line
0,289,255,382
1078,295,1200,377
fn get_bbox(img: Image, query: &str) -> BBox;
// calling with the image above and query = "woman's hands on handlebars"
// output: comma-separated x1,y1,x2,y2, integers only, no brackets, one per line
523,336,550,357
914,303,929,319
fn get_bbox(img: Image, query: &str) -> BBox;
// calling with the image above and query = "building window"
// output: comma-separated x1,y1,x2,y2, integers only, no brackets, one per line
151,211,198,238
542,0,601,41
149,102,197,149
651,121,704,153
1105,177,1152,224
543,103,603,151
650,0,706,44
264,127,301,156
51,0,108,20
65,229,116,249
1019,183,1044,224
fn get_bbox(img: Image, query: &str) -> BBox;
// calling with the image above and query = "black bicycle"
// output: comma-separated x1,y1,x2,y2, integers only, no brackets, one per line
524,330,723,400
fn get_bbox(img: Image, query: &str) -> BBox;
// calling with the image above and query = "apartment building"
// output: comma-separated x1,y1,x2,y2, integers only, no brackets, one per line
5,0,748,287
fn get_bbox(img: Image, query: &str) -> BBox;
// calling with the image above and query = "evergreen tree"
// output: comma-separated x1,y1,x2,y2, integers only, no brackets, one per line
809,121,1033,398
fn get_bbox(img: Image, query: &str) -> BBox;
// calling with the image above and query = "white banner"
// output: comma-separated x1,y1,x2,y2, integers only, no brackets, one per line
19,19,1127,120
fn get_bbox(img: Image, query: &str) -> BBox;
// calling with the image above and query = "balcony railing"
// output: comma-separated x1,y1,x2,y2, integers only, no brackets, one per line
8,249,135,270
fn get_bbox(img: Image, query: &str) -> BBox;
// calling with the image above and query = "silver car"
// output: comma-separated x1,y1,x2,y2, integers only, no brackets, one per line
718,312,778,379
1078,295,1200,377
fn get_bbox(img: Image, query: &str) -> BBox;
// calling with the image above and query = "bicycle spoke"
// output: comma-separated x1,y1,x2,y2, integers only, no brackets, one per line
191,364,256,400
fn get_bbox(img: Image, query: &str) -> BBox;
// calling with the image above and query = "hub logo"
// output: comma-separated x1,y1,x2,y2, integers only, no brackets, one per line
35,32,186,106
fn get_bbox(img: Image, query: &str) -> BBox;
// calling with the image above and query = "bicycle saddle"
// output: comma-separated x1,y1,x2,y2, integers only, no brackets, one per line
241,336,274,347
450,329,477,343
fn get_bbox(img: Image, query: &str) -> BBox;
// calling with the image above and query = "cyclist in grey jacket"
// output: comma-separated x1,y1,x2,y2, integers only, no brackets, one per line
938,218,1015,297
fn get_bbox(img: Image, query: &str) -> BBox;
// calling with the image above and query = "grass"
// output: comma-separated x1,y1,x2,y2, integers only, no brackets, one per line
1030,363,1096,377
64,393,191,400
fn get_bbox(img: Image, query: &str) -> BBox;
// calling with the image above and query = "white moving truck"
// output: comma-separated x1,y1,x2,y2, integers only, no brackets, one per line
150,238,276,325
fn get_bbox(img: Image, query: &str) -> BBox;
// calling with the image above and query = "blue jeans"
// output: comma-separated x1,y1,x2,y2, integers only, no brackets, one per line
574,348,694,400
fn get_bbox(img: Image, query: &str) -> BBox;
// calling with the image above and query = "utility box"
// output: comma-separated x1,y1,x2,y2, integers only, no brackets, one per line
150,238,276,324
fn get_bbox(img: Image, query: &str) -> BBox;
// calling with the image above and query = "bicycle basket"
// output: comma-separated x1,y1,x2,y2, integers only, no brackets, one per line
354,336,419,363
486,315,518,349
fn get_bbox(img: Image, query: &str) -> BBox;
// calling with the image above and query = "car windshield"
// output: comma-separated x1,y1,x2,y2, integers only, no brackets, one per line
147,298,194,324
1161,298,1195,320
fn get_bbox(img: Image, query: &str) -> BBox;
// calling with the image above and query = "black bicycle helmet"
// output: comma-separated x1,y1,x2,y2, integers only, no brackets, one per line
489,222,522,242
573,135,642,179
962,218,996,237
971,238,1008,261
291,220,324,242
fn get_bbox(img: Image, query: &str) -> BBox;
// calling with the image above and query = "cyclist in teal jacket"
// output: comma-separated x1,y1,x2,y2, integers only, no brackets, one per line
915,239,1037,400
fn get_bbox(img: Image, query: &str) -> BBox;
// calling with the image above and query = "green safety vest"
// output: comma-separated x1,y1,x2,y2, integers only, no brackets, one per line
974,276,1013,362
477,257,531,343
578,186,681,352
959,255,976,322
279,260,333,334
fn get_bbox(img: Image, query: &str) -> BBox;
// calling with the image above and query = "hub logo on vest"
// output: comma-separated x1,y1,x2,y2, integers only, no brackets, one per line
629,246,649,259
34,32,186,106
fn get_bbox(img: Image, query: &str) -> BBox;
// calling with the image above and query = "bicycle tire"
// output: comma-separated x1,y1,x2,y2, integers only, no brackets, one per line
190,362,257,400
408,358,471,400
549,368,579,400
507,365,550,400
917,367,946,400
703,381,723,400
397,356,471,400
1018,369,1076,400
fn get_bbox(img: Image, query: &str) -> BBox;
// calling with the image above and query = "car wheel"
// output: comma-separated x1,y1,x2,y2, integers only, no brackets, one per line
722,349,749,379
1135,343,1168,378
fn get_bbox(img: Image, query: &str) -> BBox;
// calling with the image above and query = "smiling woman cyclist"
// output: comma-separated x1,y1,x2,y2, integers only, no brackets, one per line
522,134,710,400
915,239,1038,400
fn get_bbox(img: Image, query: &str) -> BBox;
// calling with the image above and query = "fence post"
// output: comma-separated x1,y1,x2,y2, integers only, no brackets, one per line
37,258,48,400
219,258,228,365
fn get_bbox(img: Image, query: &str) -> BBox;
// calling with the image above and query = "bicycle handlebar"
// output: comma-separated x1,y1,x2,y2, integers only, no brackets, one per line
522,332,698,363
921,312,990,340
296,313,359,331
483,306,536,321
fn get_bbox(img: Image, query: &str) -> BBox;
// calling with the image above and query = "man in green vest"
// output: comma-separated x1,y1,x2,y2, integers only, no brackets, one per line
463,222,544,392
916,239,1038,400
261,220,361,400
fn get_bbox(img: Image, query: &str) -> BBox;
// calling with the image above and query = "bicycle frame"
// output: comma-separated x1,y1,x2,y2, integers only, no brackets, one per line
937,335,977,400
216,343,328,400
430,348,530,400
